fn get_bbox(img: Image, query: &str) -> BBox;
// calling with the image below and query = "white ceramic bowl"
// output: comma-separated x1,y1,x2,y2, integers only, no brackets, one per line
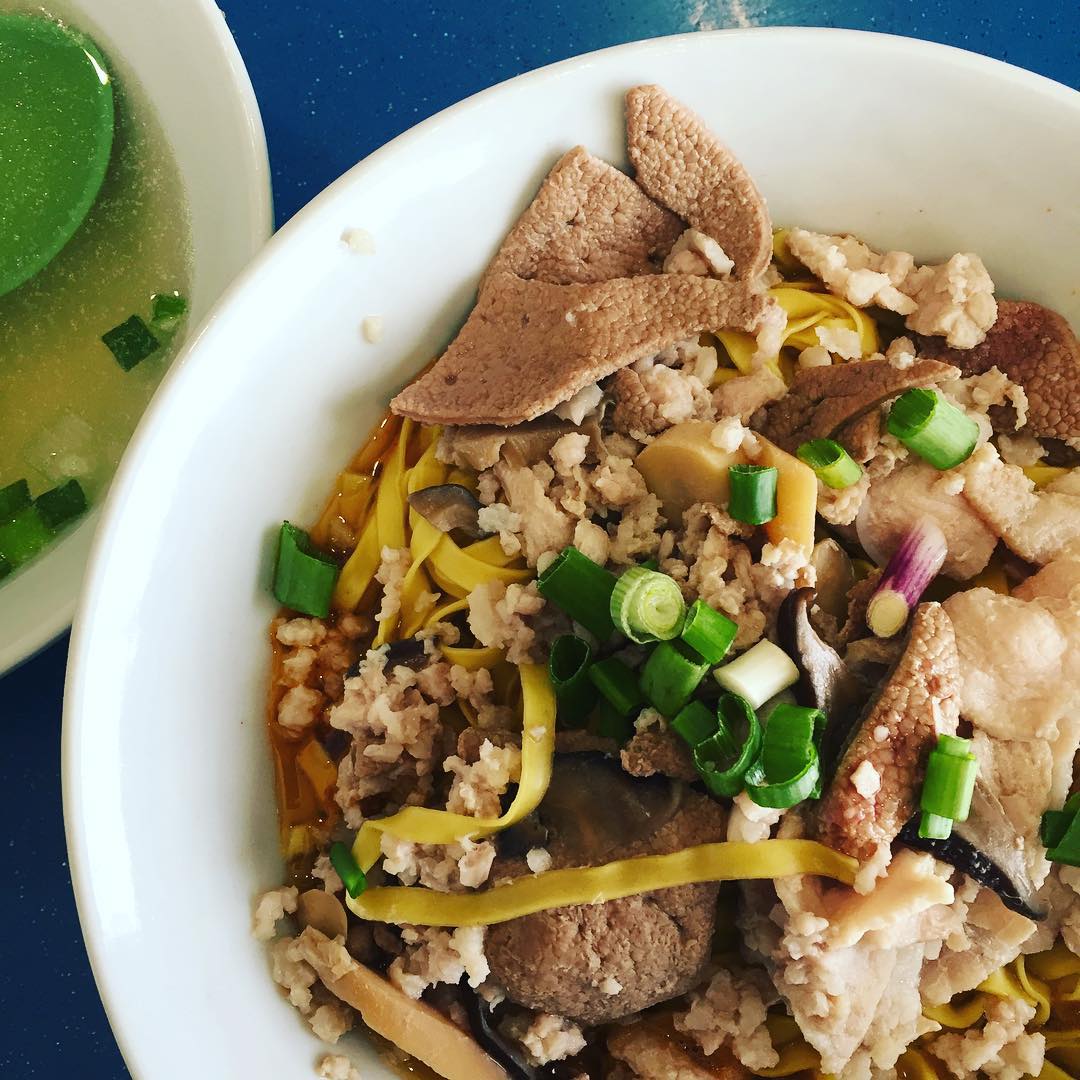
0,0,271,674
65,29,1080,1080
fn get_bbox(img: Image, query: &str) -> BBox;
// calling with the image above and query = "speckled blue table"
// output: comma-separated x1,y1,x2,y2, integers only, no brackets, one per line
1,2,1077,1076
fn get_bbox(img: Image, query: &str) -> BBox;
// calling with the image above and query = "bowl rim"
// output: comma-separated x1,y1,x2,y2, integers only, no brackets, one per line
0,0,272,676
63,25,1080,1078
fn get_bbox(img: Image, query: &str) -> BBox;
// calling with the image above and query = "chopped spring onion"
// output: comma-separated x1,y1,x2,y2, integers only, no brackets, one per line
0,505,52,569
273,521,340,618
548,634,596,725
537,546,617,640
0,554,10,580
610,565,686,644
713,639,800,709
590,699,635,744
680,599,738,665
101,314,160,371
672,700,718,748
150,291,188,332
330,840,368,899
588,656,645,717
745,703,823,809
693,694,763,798
886,388,979,470
346,839,858,926
0,479,31,523
34,479,87,530
919,734,978,840
1042,794,1080,850
1045,798,1080,867
641,640,709,718
728,464,778,526
866,519,948,638
796,438,863,490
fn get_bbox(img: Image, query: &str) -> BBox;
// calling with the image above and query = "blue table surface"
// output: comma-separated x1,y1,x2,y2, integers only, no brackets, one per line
2,1,1077,1076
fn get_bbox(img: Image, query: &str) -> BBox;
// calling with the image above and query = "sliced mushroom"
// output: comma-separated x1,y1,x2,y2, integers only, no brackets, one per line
809,539,856,623
408,484,487,539
899,779,1045,921
464,995,538,1080
778,588,864,773
295,927,508,1080
535,753,685,862
296,888,348,939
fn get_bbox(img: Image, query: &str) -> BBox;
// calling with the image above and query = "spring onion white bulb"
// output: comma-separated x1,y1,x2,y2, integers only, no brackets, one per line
713,639,800,709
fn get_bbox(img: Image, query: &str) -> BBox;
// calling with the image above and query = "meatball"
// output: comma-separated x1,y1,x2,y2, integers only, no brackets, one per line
485,756,727,1025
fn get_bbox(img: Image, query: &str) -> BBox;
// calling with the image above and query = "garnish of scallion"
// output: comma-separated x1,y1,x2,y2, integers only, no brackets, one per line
150,291,188,333
101,314,160,371
1042,794,1080,866
548,634,596,726
713,639,800,709
0,479,31,523
691,694,763,798
273,521,340,618
35,478,87,530
679,599,738,665
865,519,947,638
537,546,617,641
728,464,778,526
329,840,368,899
796,439,863,490
587,656,645,718
610,565,686,644
886,388,979,470
641,640,709,718
918,734,978,840
745,702,824,809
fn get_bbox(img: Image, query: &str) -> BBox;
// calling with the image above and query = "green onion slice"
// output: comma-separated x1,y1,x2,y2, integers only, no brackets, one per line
34,479,87,530
0,505,52,569
886,388,979,470
640,640,709,718
672,700,718,748
1042,793,1080,850
548,634,596,726
796,439,863,490
330,840,368,898
713,639,800,710
273,521,340,618
102,314,160,371
693,694,763,798
918,733,979,840
537,546,618,641
610,565,686,644
589,699,635,744
587,656,645,718
745,702,824,810
0,479,31,524
1046,809,1080,868
680,599,738,665
150,291,188,332
728,464,778,526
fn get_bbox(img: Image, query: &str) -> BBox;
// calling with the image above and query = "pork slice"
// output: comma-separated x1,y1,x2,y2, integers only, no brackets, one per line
816,603,961,865
625,85,772,280
855,461,997,580
917,300,1080,442
757,357,958,454
391,272,767,427
920,887,1036,1005
482,145,684,288
959,443,1080,565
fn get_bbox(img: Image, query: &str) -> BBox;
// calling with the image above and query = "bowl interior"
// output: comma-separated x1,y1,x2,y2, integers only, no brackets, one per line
65,29,1080,1080
0,0,270,674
